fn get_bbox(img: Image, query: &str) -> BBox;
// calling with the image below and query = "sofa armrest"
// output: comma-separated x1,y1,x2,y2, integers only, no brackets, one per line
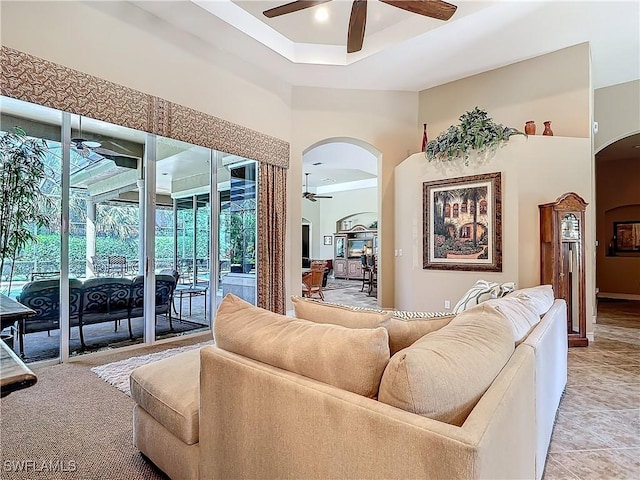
521,299,568,480
199,345,535,480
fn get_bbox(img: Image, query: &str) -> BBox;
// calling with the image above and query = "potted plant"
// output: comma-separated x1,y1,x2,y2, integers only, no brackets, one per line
0,127,52,293
425,107,526,165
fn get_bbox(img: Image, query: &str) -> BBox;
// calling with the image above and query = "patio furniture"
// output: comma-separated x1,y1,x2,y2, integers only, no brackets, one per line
16,279,83,355
16,275,177,353
173,285,208,319
130,274,177,331
107,255,127,276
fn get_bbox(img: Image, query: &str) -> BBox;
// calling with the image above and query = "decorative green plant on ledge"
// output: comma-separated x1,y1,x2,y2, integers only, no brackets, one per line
425,107,526,165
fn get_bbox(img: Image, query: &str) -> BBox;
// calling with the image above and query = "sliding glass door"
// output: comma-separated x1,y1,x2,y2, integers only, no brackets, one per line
1,95,259,363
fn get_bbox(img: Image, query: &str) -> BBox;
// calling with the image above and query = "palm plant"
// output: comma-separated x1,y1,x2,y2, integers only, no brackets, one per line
0,127,53,292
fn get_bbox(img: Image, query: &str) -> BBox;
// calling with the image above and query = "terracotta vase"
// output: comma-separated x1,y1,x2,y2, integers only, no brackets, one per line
524,121,536,135
543,121,554,136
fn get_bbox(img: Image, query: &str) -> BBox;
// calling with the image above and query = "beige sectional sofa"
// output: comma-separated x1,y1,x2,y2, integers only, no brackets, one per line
130,286,567,480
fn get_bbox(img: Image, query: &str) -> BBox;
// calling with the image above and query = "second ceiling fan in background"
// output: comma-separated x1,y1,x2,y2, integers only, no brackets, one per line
263,0,457,53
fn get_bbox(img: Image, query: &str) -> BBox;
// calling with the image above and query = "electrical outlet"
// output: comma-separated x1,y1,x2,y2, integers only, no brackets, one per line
398,248,403,256
444,300,451,309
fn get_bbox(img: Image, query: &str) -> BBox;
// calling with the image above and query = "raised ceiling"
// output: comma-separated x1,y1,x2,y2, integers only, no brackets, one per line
127,0,640,91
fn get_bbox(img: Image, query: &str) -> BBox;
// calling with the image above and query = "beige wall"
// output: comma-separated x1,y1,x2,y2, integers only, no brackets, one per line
395,137,594,336
419,43,591,140
0,1,292,140
594,80,640,152
290,87,419,308
595,158,640,296
302,187,378,260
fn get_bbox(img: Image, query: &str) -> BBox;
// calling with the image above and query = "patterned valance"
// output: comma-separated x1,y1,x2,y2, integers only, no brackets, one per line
0,46,289,169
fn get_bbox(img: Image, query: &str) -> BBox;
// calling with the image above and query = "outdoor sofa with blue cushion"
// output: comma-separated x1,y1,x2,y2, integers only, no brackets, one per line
16,274,177,353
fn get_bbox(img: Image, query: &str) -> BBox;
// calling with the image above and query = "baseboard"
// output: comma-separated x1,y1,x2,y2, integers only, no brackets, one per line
597,292,640,301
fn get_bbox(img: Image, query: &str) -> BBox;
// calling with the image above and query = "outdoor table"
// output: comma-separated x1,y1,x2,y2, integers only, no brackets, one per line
173,285,208,319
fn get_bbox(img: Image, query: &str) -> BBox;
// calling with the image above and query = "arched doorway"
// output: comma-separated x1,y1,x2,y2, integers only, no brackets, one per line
301,138,381,306
595,132,640,301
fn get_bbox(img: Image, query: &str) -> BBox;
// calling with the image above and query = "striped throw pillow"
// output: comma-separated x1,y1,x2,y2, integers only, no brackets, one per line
452,280,515,314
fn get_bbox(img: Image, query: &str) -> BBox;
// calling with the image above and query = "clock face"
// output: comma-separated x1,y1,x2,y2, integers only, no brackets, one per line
561,213,580,240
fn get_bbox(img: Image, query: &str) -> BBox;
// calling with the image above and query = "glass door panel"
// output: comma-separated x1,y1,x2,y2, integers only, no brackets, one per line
156,136,212,337
217,156,257,309
69,113,146,355
1,98,62,362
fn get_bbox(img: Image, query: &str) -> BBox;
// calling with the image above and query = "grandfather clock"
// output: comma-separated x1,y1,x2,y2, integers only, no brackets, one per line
539,192,589,347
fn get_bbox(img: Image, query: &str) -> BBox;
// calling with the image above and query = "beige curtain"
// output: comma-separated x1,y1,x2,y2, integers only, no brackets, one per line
257,162,287,314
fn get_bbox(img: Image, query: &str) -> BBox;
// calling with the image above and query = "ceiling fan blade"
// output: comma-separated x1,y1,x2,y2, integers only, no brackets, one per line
313,195,333,199
264,0,331,18
380,0,457,21
347,0,367,53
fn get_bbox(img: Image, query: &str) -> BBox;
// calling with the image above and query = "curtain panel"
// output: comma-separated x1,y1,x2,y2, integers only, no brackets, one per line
257,163,287,314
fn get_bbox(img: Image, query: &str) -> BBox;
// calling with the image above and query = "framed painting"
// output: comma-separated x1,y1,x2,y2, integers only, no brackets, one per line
323,235,333,246
613,221,640,253
423,172,502,271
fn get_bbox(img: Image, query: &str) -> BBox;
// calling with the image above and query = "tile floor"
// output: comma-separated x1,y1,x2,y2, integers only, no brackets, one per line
543,299,640,479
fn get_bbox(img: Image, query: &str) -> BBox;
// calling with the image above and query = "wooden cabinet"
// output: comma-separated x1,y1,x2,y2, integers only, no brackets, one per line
539,192,588,347
347,259,363,279
333,225,377,279
333,259,347,278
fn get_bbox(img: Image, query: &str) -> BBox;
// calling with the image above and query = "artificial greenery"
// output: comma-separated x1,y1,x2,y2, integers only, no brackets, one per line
0,127,53,291
425,107,526,165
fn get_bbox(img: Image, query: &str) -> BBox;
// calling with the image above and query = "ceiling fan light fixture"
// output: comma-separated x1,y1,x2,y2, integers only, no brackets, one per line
314,7,329,22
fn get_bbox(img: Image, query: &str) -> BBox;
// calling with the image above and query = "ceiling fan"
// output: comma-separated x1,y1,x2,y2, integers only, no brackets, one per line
71,116,102,156
263,0,458,53
303,173,333,202
70,116,139,159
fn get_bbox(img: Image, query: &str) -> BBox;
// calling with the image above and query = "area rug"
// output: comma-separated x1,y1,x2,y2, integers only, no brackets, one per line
323,278,362,291
91,340,214,396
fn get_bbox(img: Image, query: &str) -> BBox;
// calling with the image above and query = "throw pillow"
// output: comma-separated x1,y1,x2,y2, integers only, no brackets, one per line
452,279,516,314
378,303,514,426
291,296,390,328
292,297,454,355
216,294,390,398
481,295,541,345
507,285,555,316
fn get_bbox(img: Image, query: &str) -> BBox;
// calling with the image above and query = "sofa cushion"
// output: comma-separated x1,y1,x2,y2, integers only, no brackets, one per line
378,303,514,426
216,294,390,398
507,285,555,316
130,348,201,445
292,296,453,355
482,296,541,345
291,296,390,328
452,279,515,314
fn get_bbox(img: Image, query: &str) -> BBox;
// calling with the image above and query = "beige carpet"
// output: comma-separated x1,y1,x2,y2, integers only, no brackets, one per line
91,340,214,396
0,332,211,480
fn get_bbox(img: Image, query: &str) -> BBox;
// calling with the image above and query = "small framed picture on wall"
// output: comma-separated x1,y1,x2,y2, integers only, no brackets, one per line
324,235,333,246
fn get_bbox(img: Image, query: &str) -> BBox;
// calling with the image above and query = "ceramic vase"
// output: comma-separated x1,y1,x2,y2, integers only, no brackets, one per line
524,121,536,135
543,121,554,136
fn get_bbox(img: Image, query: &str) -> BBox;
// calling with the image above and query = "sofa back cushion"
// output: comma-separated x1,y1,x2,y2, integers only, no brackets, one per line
378,303,514,426
292,296,453,355
482,295,541,345
215,294,390,398
507,285,555,316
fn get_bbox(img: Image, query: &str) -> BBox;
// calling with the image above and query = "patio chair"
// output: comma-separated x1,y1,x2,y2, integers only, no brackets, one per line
108,255,127,276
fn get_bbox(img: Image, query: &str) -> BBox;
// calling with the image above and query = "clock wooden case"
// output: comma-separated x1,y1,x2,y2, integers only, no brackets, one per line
539,192,589,347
